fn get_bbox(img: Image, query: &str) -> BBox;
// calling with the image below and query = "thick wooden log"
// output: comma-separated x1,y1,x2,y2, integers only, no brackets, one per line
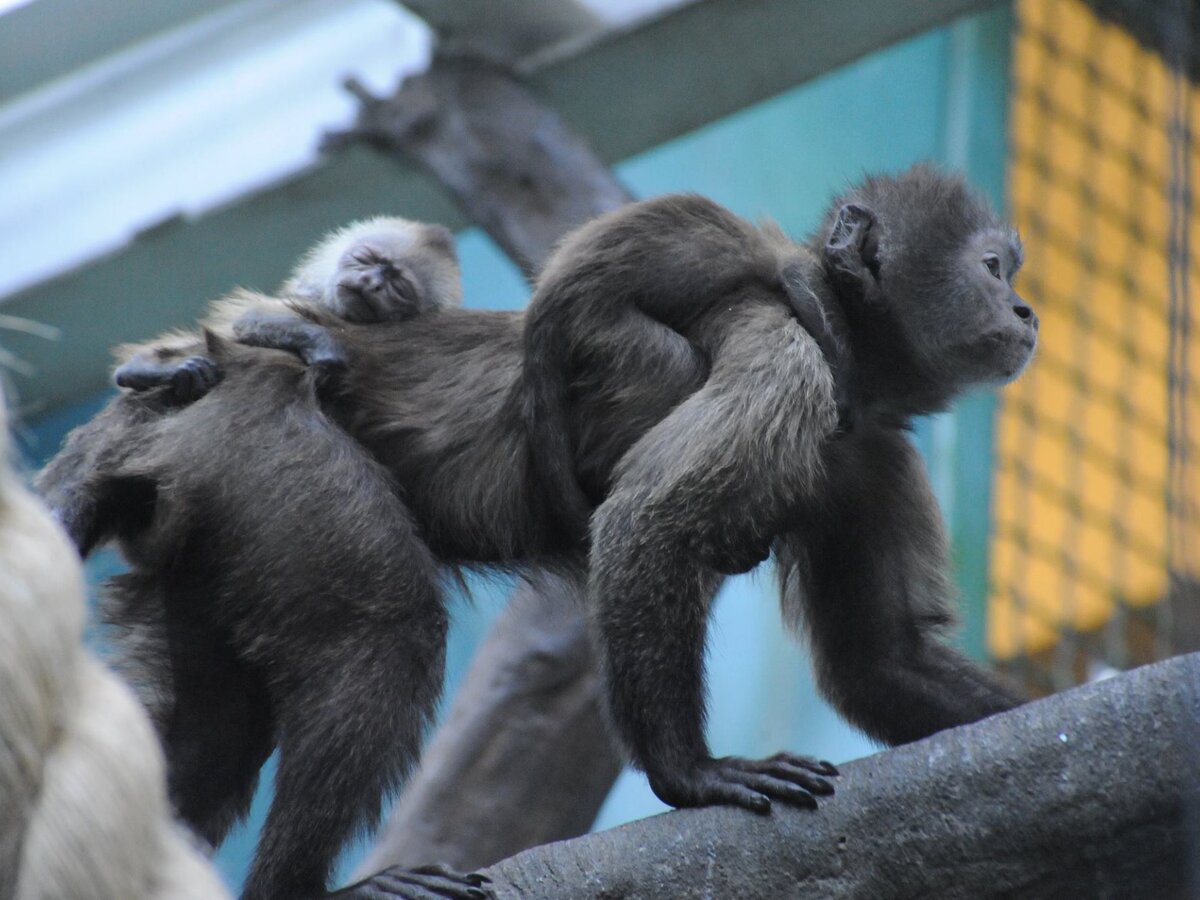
481,652,1200,899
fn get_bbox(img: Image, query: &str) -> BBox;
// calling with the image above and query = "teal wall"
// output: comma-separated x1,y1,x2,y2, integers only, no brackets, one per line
23,6,1012,891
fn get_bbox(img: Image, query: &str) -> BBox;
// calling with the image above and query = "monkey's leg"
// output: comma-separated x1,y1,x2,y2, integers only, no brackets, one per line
590,300,839,813
781,423,1025,747
158,608,276,848
780,263,855,433
241,617,486,900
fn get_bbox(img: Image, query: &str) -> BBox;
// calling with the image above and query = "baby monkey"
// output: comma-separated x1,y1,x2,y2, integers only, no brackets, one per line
114,216,461,401
284,216,462,323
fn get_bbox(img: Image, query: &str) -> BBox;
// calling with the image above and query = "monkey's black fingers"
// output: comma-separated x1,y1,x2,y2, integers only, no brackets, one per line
113,355,221,405
717,755,835,807
336,864,492,900
113,362,167,392
648,754,831,815
649,762,772,814
723,769,819,811
764,751,839,777
168,356,222,403
406,864,491,888
736,755,836,796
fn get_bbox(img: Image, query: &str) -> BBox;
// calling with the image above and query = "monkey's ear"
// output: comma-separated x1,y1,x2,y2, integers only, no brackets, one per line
825,203,880,283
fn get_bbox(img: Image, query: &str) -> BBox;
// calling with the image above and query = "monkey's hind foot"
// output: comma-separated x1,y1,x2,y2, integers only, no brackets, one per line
649,752,838,814
335,864,492,900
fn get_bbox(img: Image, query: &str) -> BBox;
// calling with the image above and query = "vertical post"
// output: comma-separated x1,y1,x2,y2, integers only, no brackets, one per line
941,5,1016,660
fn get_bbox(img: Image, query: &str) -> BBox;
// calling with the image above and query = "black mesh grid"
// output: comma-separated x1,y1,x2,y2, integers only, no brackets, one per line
990,0,1197,694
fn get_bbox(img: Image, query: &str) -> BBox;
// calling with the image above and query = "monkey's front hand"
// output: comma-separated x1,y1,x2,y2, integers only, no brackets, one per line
333,864,492,900
648,752,837,814
114,354,222,405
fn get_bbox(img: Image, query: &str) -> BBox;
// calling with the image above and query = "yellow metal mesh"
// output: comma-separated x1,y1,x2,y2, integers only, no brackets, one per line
989,0,1198,689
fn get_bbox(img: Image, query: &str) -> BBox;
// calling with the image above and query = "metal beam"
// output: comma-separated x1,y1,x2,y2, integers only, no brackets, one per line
3,0,1002,415
0,0,249,105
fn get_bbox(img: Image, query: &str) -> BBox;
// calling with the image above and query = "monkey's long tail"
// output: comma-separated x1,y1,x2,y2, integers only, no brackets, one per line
521,301,594,541
0,394,231,900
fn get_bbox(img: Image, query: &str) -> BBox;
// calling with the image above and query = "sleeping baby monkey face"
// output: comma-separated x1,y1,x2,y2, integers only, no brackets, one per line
283,216,463,323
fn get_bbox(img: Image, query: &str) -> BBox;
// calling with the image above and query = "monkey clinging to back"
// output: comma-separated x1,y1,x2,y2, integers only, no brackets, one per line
37,217,488,900
113,216,462,402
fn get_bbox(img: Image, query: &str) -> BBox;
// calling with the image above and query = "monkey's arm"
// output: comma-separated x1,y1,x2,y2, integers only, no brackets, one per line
231,311,347,371
589,299,839,813
35,398,161,556
778,422,1024,746
779,264,855,433
111,313,349,404
113,342,222,405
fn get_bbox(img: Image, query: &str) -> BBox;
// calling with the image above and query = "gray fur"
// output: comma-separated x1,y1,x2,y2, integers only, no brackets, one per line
216,167,1034,813
52,165,1038,832
38,336,451,900
519,164,1036,809
39,217,488,900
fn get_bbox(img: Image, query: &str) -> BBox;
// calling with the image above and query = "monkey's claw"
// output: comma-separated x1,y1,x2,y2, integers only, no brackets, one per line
336,863,493,900
650,753,837,814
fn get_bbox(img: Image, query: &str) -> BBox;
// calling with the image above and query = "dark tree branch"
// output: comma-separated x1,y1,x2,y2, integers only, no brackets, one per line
337,58,633,873
480,652,1200,899
329,56,631,278
392,0,602,64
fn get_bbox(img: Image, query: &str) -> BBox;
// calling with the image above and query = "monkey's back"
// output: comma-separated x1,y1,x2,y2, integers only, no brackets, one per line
102,340,445,677
325,308,576,565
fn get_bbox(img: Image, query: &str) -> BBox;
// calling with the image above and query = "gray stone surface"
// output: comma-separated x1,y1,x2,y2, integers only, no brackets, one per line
485,653,1200,899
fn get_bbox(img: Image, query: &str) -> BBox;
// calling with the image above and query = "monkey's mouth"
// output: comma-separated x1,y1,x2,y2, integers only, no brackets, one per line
997,331,1038,381
335,266,419,323
959,329,1037,384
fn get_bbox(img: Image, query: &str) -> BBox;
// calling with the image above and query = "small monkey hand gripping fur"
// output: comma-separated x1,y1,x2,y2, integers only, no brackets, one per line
53,168,1036,829
37,220,488,900
113,216,462,404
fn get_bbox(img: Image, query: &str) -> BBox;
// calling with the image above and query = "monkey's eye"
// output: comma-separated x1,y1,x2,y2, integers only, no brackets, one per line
983,254,1002,279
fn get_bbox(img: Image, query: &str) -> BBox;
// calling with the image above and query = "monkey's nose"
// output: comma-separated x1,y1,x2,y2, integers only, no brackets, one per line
353,270,385,292
1013,302,1037,329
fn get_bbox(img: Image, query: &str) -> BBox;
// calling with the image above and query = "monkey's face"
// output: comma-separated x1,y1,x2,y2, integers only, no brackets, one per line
888,226,1037,392
942,228,1037,386
331,233,421,323
330,222,463,324
284,217,463,324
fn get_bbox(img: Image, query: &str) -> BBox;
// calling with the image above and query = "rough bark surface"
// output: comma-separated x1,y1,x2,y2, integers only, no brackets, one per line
340,57,634,873
477,652,1200,899
330,55,632,278
396,0,602,63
